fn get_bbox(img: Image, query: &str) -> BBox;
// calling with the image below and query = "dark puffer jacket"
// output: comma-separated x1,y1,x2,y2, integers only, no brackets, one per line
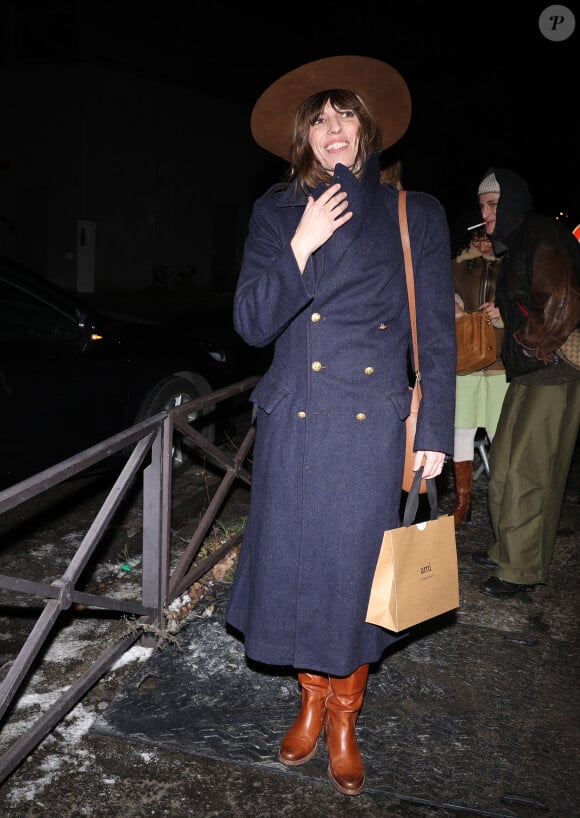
487,167,580,382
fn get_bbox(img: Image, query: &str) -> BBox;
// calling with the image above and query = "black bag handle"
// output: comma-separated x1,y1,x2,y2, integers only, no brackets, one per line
402,467,438,526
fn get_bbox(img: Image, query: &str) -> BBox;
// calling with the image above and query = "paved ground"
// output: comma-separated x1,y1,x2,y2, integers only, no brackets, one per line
0,434,578,818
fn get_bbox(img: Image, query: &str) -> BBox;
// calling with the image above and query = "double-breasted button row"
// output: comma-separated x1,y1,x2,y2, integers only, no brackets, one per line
311,313,387,331
296,411,367,421
309,311,378,387
311,362,376,374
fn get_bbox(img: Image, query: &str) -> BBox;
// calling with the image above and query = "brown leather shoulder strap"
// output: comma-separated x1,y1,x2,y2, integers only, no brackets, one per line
398,191,420,377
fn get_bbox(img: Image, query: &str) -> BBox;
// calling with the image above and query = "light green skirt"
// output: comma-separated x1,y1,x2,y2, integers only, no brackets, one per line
454,371,509,435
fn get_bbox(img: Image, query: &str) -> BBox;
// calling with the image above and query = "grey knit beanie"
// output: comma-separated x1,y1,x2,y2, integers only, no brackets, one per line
478,171,500,196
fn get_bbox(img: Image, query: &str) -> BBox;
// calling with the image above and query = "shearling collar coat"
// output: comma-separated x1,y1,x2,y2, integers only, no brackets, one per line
226,153,456,676
453,244,505,372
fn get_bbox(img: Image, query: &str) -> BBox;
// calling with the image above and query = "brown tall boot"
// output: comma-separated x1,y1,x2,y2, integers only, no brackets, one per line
452,460,473,528
278,672,330,766
325,664,369,796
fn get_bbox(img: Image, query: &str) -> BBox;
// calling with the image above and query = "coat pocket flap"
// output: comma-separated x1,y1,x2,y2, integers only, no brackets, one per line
250,373,290,414
387,388,413,420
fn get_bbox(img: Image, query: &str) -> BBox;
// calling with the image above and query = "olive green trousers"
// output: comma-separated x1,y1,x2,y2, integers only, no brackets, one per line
487,379,580,584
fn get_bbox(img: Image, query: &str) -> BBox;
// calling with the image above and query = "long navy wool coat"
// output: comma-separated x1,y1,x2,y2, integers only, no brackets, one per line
226,152,456,677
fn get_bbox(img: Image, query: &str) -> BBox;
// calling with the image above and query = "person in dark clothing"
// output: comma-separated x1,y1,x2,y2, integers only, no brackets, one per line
225,56,456,795
472,168,580,597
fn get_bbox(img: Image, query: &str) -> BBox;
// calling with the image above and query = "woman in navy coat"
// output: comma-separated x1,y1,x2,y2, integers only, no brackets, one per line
226,56,456,796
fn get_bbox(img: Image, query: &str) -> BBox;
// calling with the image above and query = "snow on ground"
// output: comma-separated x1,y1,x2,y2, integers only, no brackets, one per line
1,641,154,807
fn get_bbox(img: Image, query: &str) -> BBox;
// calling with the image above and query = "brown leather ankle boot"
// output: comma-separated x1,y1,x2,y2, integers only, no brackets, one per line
278,672,330,766
325,664,369,796
452,460,473,528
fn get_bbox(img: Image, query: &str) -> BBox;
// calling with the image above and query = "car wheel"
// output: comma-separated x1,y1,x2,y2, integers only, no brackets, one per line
134,373,215,473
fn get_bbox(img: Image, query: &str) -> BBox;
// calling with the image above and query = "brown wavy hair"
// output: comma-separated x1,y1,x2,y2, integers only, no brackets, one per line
288,89,382,192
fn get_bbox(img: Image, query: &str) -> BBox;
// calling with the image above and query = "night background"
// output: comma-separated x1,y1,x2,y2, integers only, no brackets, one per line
185,1,577,223
0,1,577,294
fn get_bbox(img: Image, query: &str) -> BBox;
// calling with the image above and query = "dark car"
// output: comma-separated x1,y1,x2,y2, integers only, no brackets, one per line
0,255,237,489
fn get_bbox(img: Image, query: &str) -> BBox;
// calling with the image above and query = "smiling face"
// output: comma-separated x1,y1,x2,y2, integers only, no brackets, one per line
308,99,361,173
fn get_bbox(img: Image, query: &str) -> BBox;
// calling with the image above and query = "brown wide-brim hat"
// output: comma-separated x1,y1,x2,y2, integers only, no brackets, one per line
251,55,412,161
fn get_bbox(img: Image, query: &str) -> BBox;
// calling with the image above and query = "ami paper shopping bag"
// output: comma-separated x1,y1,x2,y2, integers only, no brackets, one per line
366,470,459,633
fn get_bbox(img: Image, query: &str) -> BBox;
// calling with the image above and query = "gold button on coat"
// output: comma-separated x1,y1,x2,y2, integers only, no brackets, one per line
378,323,388,331
297,411,306,418
311,312,321,322
311,361,323,372
364,367,374,375
355,413,366,421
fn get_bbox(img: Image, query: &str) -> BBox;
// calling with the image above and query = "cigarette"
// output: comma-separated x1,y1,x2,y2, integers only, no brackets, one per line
467,221,487,230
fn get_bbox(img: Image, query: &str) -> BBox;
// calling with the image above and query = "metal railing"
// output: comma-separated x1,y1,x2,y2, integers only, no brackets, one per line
0,375,259,784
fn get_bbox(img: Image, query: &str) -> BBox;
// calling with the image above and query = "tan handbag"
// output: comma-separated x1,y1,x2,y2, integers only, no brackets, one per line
366,469,459,633
399,191,426,494
455,311,496,374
